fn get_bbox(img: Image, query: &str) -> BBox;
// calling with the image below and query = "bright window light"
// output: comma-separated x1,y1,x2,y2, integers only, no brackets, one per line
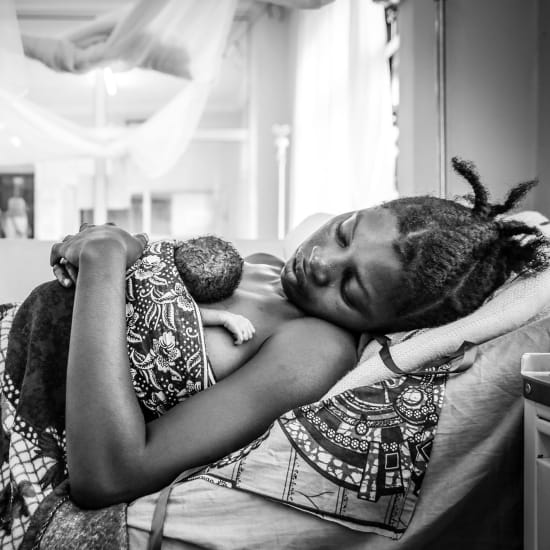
103,67,118,96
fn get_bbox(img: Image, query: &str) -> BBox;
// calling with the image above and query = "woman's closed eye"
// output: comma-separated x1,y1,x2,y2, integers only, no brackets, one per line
336,221,347,247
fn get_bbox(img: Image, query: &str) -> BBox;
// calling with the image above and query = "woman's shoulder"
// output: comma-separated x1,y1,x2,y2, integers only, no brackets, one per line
273,316,357,350
245,253,284,269
257,316,358,404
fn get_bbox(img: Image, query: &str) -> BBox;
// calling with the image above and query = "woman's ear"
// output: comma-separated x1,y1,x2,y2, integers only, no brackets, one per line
283,213,334,259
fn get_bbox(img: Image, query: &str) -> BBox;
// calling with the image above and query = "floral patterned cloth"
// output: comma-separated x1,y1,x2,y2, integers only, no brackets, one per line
126,241,215,421
0,240,213,549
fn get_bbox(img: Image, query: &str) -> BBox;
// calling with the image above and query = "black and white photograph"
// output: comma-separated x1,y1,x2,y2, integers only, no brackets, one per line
0,1,549,549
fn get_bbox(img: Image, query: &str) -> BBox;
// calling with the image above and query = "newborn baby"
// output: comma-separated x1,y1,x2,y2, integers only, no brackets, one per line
6,234,253,429
174,235,254,345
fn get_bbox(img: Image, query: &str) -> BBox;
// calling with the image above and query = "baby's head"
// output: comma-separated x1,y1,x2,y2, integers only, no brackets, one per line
174,235,244,304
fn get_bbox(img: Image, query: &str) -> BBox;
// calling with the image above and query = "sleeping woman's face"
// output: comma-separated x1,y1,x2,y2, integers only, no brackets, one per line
281,207,405,332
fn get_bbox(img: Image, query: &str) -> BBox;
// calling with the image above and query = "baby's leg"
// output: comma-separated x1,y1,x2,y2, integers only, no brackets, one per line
199,308,255,345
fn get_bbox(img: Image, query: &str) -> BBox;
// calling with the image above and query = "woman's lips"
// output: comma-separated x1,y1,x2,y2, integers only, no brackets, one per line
294,248,306,287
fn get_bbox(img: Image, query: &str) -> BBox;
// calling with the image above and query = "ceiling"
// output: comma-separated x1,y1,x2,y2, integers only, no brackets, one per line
12,0,261,124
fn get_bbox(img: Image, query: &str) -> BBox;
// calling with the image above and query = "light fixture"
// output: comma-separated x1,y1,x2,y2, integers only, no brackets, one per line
103,67,118,96
10,136,22,148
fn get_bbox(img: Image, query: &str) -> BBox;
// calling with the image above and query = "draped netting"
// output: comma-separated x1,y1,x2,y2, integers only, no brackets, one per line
0,0,238,177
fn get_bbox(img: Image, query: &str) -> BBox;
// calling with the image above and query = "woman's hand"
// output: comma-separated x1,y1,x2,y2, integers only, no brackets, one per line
50,222,148,287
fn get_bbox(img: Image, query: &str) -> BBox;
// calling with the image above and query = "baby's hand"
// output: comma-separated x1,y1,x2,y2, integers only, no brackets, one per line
223,313,255,345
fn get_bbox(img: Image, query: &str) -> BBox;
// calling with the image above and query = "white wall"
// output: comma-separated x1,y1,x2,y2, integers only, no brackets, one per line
398,0,545,214
397,0,439,198
248,10,293,239
445,0,538,208
537,0,550,217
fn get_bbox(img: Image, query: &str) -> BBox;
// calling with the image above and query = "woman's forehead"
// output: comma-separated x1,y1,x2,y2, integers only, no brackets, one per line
354,206,400,237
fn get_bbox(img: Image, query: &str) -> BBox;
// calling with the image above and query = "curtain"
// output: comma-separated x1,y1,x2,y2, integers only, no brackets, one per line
289,0,397,227
0,0,237,178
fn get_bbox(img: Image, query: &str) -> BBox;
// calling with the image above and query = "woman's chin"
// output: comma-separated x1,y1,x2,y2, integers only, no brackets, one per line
280,269,295,299
281,268,304,306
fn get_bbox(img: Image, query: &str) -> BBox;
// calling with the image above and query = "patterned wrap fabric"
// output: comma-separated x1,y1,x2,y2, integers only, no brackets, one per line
125,240,215,420
0,240,213,549
190,334,450,539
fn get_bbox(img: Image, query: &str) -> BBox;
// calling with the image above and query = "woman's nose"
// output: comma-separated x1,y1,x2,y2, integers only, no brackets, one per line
308,246,336,286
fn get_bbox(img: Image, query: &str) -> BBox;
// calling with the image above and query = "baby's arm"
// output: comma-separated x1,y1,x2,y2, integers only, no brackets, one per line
199,308,255,345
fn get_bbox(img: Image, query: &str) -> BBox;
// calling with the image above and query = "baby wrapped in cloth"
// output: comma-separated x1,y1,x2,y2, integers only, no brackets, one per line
0,237,244,548
121,239,221,418
126,237,250,418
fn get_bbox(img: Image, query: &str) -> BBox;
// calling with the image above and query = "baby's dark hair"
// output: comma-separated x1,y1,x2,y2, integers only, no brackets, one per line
380,157,549,332
174,235,243,303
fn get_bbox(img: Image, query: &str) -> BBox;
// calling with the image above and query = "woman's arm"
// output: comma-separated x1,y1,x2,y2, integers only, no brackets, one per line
56,227,356,508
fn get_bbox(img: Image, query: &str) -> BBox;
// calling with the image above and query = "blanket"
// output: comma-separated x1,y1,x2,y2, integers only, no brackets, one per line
184,345,460,540
127,311,550,550
0,240,212,549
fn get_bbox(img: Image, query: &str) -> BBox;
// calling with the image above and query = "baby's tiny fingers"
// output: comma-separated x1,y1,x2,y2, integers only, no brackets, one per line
244,320,255,337
241,327,254,342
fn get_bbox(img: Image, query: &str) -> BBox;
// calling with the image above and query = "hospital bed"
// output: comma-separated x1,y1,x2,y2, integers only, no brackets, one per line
1,225,549,550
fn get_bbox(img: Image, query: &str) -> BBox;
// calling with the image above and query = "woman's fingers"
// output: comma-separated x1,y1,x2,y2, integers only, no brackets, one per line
65,261,78,284
52,262,73,287
50,241,65,267
51,224,145,286
50,239,74,286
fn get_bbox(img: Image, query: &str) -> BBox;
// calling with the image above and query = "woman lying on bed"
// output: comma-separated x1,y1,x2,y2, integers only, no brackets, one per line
43,157,548,510
2,157,546,547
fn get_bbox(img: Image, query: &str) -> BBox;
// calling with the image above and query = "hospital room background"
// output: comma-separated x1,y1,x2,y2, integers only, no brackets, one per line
1,1,550,549
2,0,548,246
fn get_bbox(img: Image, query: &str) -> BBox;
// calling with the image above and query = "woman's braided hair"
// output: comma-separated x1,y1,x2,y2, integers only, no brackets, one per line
381,157,549,332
